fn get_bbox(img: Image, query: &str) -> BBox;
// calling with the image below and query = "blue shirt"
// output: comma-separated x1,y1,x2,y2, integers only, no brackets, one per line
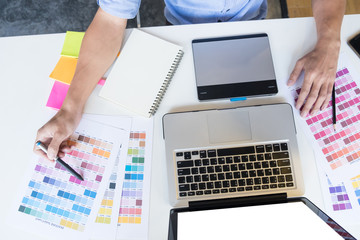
97,0,267,24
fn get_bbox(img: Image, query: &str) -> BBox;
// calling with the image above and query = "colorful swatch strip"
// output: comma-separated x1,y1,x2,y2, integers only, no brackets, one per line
350,174,360,206
118,132,146,224
18,132,113,232
293,68,360,171
327,177,352,211
95,160,119,224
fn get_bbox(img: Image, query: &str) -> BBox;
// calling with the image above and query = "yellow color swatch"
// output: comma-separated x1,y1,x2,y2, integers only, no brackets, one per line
49,56,78,85
104,217,111,224
101,199,114,206
96,216,105,223
60,219,83,231
118,216,129,223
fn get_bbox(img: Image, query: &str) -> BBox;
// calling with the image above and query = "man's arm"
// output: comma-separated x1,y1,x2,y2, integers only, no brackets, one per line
287,0,346,117
34,8,127,161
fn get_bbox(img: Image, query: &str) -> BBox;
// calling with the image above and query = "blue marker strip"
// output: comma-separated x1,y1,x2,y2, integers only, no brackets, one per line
230,97,247,102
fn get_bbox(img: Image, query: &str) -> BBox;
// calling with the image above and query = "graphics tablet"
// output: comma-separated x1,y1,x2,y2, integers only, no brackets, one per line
192,33,278,100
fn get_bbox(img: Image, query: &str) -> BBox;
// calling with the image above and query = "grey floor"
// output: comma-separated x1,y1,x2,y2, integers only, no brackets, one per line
0,0,282,37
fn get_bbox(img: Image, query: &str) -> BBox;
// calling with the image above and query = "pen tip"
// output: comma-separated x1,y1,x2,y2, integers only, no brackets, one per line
333,124,336,131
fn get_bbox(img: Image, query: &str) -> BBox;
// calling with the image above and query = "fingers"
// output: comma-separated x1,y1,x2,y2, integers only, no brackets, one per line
309,83,328,116
320,82,334,111
34,130,55,162
33,109,81,163
287,59,304,86
58,141,73,158
47,133,66,160
296,70,315,114
34,121,70,162
34,147,54,162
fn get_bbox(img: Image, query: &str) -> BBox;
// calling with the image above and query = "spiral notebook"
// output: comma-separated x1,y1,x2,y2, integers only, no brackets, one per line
99,29,184,117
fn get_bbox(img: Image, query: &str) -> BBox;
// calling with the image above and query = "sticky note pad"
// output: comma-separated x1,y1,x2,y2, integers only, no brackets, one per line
46,81,70,110
49,56,78,84
46,79,106,110
61,31,85,58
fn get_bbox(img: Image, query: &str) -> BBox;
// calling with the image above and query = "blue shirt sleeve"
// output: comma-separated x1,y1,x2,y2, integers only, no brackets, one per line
97,0,141,19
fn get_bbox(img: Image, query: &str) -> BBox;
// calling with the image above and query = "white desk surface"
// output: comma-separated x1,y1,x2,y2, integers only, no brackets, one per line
1,15,360,240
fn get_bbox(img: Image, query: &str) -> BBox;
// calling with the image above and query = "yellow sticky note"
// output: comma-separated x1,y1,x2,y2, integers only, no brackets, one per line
49,56,78,84
61,31,85,58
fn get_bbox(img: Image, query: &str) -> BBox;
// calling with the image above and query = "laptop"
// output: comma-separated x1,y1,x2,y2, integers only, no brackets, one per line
163,103,356,239
162,103,304,207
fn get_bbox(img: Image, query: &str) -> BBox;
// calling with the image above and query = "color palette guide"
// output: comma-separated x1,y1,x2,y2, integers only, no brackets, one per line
291,60,360,181
327,178,352,211
350,174,360,206
11,117,128,240
118,131,146,225
116,118,153,240
92,141,129,240
292,53,360,225
83,114,132,239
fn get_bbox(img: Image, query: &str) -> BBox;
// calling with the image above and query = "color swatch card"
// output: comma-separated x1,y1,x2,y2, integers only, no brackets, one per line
289,52,360,182
10,116,129,240
287,52,360,226
318,171,359,225
350,174,360,207
117,117,154,240
82,114,132,239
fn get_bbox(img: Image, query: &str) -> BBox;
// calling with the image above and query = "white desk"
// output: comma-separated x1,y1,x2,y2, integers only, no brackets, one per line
1,15,360,239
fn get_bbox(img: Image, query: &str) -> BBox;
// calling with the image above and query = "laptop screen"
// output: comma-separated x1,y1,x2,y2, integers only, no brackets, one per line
176,202,345,240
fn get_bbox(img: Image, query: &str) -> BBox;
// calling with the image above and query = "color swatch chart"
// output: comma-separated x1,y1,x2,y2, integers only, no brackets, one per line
118,131,146,224
327,177,352,211
12,116,126,240
350,175,360,206
95,153,121,225
292,67,360,173
18,132,114,233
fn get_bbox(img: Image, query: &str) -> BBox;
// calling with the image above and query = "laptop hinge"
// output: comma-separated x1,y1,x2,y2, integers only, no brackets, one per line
188,193,287,211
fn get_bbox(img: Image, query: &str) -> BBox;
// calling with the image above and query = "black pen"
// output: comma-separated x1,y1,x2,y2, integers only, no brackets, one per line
332,85,337,131
36,141,84,181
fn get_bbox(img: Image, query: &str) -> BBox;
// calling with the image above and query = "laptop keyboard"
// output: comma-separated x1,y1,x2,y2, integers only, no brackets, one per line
175,141,295,198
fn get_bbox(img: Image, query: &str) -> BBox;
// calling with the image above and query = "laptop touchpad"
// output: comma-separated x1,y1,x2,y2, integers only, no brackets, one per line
207,110,252,144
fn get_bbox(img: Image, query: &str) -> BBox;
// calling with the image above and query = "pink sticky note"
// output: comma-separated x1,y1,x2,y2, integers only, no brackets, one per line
46,79,106,110
46,81,69,110
98,79,106,86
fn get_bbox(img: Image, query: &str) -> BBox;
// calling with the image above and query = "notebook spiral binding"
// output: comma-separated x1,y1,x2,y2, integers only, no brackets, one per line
148,49,184,116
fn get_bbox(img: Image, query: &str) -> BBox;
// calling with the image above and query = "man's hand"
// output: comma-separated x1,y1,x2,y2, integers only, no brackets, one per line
287,0,345,118
287,38,340,117
34,109,82,161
